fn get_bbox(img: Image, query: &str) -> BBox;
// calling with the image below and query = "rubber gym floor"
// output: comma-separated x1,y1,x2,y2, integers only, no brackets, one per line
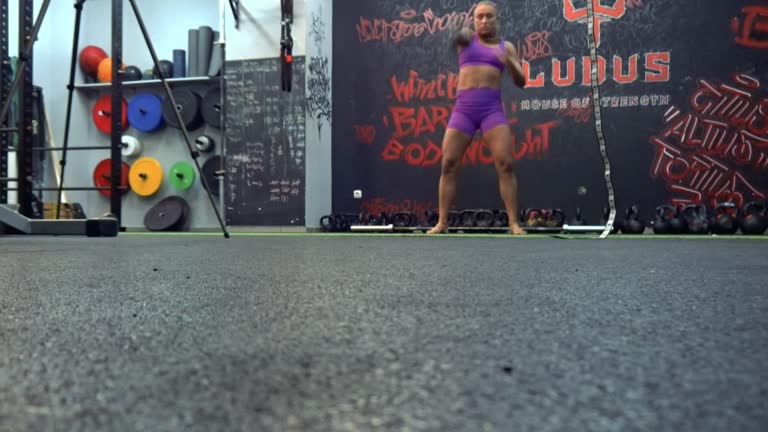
1,233,766,432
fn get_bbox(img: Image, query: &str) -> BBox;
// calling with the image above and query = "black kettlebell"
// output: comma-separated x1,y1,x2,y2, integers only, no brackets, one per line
425,210,439,227
621,205,645,234
653,204,675,234
569,208,586,226
600,207,620,234
448,210,462,228
740,201,768,235
474,209,494,229
668,205,686,234
682,204,709,234
711,202,739,235
392,211,416,228
320,215,334,232
493,210,508,228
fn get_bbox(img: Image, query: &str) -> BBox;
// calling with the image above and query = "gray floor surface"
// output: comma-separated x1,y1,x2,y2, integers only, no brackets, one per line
1,235,767,432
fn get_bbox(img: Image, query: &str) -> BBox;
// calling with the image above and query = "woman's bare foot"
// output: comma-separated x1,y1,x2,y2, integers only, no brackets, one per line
427,224,448,234
509,223,527,235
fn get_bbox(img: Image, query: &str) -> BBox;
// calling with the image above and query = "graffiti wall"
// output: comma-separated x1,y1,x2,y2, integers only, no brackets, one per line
332,0,767,223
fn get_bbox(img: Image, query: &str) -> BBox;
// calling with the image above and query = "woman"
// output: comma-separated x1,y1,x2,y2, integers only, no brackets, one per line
427,1,527,235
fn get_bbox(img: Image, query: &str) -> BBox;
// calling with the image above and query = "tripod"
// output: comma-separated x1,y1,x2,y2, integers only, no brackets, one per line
0,0,230,238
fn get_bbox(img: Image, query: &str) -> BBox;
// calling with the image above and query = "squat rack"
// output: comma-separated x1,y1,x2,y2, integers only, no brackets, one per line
0,0,239,237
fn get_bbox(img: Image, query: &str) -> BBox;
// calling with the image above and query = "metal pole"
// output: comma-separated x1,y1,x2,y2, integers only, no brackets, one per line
110,0,123,222
0,0,9,204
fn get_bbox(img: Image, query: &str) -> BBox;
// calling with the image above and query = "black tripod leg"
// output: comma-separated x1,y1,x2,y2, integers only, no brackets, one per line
127,0,229,238
56,0,86,219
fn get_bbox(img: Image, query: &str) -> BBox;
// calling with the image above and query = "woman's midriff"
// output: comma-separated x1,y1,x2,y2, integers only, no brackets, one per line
457,64,503,91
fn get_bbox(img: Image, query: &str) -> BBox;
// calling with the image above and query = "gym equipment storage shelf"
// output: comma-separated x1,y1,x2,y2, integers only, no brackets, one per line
74,76,216,91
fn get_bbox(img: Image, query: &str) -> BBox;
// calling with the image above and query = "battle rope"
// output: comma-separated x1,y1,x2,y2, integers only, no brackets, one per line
586,0,617,238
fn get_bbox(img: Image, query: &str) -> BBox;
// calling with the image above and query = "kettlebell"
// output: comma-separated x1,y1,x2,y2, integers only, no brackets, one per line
392,211,416,228
475,209,495,230
740,201,768,235
710,202,740,234
668,205,686,234
524,209,545,227
653,204,674,234
682,204,709,234
569,208,586,226
460,209,478,228
492,210,509,228
621,205,645,234
600,207,620,234
546,208,566,227
320,215,334,232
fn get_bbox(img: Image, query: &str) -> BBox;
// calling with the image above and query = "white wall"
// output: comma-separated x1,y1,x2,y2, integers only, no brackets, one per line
225,0,306,60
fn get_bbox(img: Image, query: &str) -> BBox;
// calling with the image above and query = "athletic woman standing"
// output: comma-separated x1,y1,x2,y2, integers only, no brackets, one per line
427,1,527,235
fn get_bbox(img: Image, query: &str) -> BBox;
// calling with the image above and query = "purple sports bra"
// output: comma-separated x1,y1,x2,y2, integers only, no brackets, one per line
459,34,506,72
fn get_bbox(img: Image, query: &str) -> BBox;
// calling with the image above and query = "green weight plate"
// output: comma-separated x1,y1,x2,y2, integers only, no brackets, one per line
169,161,196,191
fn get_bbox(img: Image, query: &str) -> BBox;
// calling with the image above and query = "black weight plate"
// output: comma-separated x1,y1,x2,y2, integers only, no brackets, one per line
201,86,221,128
164,196,191,231
201,155,222,197
144,197,185,231
161,89,203,131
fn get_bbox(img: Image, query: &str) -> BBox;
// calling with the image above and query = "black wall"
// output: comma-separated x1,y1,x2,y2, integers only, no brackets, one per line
332,0,768,223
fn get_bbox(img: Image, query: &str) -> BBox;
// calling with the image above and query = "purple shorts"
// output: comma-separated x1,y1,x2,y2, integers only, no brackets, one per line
447,87,508,137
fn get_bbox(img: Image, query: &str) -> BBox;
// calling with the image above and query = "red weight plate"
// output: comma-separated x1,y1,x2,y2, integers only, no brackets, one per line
93,158,130,198
92,95,128,134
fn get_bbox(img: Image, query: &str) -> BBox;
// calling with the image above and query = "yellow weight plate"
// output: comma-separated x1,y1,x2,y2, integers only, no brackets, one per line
129,157,163,196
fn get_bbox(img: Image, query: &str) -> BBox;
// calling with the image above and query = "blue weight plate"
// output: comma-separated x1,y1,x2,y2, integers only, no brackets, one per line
127,93,165,132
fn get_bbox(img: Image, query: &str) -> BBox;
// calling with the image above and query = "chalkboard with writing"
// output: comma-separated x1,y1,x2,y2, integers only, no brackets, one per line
224,57,306,226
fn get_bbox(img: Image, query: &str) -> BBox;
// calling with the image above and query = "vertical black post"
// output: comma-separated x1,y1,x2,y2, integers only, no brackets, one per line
56,0,86,219
16,0,34,217
0,0,9,204
110,0,123,222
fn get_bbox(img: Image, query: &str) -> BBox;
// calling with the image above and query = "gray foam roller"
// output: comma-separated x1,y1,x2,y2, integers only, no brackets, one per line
188,29,199,76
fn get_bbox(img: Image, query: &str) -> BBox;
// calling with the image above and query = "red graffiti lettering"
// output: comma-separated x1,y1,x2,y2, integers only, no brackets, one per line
388,105,452,139
390,70,460,103
649,73,768,206
381,121,557,167
520,52,669,88
353,124,376,145
360,198,434,218
732,6,768,49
